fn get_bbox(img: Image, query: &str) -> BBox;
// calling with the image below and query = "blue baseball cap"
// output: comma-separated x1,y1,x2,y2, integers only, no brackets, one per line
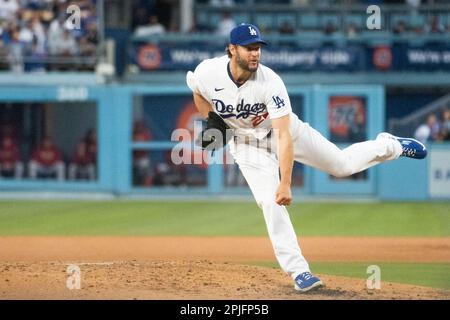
230,23,267,46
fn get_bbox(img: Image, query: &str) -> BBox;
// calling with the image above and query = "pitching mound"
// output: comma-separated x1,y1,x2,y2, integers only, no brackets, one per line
0,260,448,300
0,236,449,300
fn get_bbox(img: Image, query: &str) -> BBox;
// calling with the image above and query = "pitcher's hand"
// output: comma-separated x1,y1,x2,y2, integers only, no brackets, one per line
276,184,292,206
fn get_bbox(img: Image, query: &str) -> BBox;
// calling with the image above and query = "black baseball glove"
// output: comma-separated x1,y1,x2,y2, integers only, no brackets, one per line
195,111,232,150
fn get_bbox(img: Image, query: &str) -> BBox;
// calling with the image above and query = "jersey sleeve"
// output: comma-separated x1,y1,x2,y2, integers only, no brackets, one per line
264,73,292,119
186,62,211,101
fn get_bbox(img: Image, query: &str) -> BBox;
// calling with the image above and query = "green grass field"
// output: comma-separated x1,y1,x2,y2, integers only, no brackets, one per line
0,200,449,290
252,261,450,290
0,200,449,236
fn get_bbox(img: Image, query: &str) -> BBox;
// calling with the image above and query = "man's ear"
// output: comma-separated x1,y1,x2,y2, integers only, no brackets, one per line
229,44,236,56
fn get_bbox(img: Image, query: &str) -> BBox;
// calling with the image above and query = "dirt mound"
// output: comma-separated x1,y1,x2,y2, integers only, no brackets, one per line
0,236,449,300
0,261,448,300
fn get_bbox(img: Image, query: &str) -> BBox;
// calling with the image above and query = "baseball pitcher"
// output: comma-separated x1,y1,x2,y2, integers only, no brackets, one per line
186,23,427,292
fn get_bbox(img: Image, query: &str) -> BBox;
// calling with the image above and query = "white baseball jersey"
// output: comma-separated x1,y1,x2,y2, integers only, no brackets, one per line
186,55,297,140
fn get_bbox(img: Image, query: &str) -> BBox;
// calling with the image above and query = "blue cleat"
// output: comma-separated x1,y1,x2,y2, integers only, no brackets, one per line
377,132,428,160
396,136,428,159
294,272,323,292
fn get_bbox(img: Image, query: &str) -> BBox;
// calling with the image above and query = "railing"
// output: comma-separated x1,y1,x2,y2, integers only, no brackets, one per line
0,54,98,72
131,32,449,46
389,93,450,138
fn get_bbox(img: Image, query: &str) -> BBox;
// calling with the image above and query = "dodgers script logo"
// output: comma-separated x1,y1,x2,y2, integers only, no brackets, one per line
212,98,267,119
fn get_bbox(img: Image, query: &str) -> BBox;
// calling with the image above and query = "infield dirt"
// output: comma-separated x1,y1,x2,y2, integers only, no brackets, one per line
0,236,449,300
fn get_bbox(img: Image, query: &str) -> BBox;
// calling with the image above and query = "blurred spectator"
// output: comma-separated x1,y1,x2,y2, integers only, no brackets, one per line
85,128,97,166
216,11,236,37
440,108,450,141
411,24,425,35
0,0,19,22
49,29,77,56
324,21,337,35
154,0,179,32
134,15,166,37
29,136,65,181
153,149,187,186
425,16,445,34
278,20,296,46
279,21,295,35
1,0,99,71
30,12,46,53
345,23,358,39
18,20,34,53
414,113,441,143
393,21,407,34
0,135,23,179
25,34,46,71
68,139,96,180
0,114,19,142
187,15,213,33
79,20,98,56
132,120,152,186
8,28,24,72
47,14,65,48
132,1,153,30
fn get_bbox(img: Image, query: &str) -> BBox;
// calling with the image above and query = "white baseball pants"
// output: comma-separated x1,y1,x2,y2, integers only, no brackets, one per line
228,115,402,280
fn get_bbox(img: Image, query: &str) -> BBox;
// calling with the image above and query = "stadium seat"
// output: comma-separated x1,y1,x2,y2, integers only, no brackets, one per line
344,14,365,30
275,13,297,28
254,14,276,32
409,13,426,28
390,13,410,29
233,13,250,25
320,14,341,29
299,13,320,30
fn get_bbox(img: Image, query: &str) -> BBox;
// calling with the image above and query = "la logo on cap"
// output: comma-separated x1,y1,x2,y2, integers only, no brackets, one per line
248,26,257,36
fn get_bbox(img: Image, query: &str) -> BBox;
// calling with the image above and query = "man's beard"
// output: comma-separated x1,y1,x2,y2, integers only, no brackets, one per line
236,53,258,72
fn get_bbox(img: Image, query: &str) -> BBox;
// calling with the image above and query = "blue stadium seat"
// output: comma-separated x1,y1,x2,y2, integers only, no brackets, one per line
196,12,210,27
209,13,222,27
409,13,426,28
437,13,448,28
319,14,341,28
275,13,297,28
232,13,250,25
300,13,319,30
254,14,275,32
344,14,365,30
390,13,409,27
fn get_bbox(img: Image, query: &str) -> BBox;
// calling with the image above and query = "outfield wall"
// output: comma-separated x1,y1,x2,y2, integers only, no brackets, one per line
0,78,448,200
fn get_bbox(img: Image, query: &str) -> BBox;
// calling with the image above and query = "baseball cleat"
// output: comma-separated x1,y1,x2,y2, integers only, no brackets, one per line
377,132,427,159
397,137,428,159
294,272,323,292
